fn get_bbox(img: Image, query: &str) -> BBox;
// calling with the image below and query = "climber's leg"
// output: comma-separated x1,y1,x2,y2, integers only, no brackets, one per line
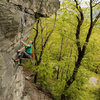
19,51,31,64
15,51,31,65
22,51,31,58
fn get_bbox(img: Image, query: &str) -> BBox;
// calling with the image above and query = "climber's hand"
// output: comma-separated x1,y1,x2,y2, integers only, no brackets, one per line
17,50,21,53
21,41,24,44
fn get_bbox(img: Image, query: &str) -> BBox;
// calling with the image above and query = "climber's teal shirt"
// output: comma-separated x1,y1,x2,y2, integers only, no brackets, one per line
25,44,32,54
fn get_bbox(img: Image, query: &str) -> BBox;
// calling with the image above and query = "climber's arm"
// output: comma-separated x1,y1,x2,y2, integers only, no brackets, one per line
18,47,25,52
21,41,30,47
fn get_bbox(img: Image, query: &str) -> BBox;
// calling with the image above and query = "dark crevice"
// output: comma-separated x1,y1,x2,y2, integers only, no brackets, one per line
35,12,45,19
24,15,27,24
7,0,9,2
17,5,23,11
24,8,34,15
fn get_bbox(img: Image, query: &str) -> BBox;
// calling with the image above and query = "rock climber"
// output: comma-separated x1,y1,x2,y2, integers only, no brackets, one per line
15,40,33,65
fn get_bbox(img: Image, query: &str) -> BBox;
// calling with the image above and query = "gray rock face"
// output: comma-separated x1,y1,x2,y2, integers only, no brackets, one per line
0,0,60,100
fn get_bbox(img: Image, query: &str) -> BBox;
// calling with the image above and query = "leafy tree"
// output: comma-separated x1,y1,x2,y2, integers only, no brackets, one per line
61,0,100,99
27,0,100,99
30,13,57,83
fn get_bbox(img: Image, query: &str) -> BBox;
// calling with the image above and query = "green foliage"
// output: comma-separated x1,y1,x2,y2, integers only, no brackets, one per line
24,0,100,99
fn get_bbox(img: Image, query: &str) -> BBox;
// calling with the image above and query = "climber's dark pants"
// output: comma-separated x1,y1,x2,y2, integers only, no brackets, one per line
18,51,31,64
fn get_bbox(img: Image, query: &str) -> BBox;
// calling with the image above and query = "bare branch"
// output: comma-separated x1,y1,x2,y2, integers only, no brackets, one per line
38,12,57,64
76,16,81,53
53,12,57,29
90,0,93,25
44,12,57,47
93,12,100,26
74,0,84,54
64,0,84,90
84,5,100,44
92,1,100,7
33,19,40,64
74,0,79,9
33,27,37,31
82,1,100,56
40,19,45,46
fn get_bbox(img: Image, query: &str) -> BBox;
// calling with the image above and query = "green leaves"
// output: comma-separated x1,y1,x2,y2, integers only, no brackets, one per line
25,0,100,99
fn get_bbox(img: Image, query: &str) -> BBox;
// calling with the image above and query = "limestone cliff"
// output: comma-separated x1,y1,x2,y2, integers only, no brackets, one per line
0,0,60,100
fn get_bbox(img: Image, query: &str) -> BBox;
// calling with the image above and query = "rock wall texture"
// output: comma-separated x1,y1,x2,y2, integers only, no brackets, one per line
0,0,60,100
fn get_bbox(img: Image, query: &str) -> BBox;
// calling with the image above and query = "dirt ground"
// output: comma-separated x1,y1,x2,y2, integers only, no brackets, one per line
22,66,53,100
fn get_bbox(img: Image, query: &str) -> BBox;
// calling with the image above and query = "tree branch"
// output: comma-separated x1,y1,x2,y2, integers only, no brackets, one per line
64,0,84,89
90,0,93,25
84,3,100,45
38,12,57,64
74,0,79,10
92,1,100,7
82,0,100,58
74,0,84,54
33,19,39,65
40,19,45,46
93,12,100,26
33,27,37,31
43,12,57,48
76,16,81,54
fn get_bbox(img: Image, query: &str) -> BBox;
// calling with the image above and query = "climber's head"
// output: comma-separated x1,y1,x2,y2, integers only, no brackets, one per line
29,40,33,44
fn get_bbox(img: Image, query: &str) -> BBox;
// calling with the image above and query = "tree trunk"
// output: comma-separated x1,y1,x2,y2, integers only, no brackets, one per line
34,72,38,83
61,94,66,100
58,36,64,61
57,67,60,79
33,19,39,65
37,13,57,65
61,0,100,99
